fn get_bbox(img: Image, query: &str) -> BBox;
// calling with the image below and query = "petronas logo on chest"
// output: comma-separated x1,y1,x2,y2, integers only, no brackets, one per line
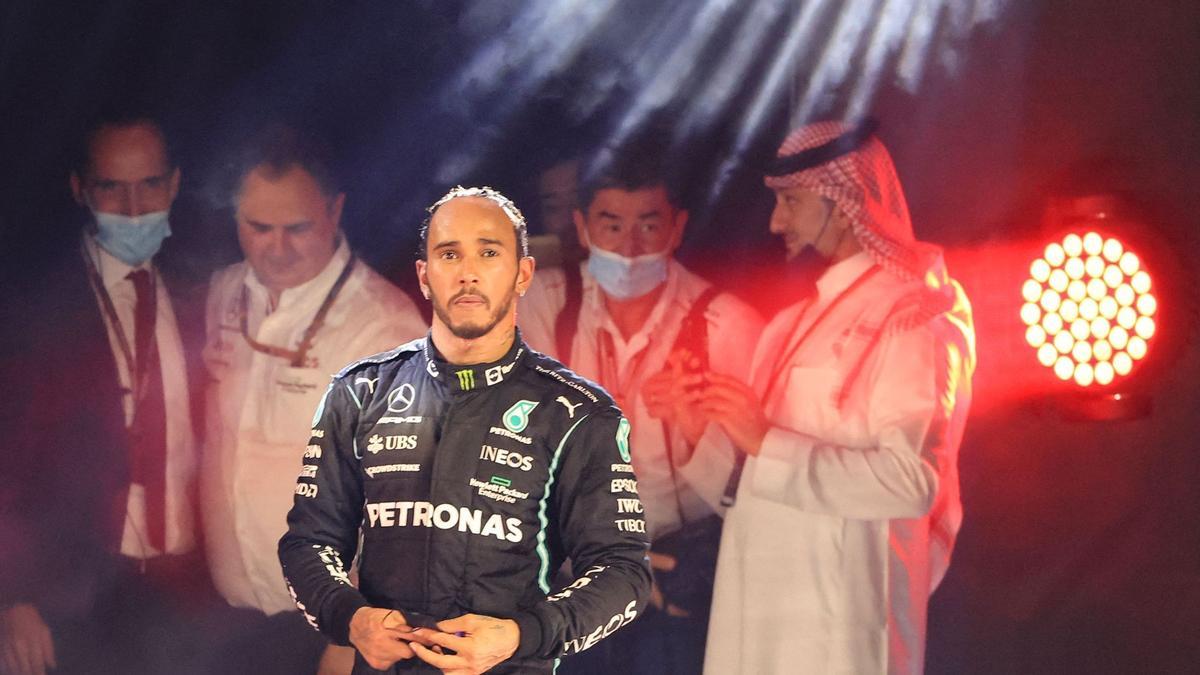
502,400,538,434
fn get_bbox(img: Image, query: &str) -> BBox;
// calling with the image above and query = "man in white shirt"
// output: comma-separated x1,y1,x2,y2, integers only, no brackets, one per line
668,120,976,674
0,111,206,675
200,125,426,672
519,140,763,674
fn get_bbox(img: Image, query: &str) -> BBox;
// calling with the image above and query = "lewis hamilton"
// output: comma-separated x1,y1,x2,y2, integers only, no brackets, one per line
278,186,651,674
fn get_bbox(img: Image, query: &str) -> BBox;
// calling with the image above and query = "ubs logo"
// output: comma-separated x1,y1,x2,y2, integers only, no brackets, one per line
367,434,418,454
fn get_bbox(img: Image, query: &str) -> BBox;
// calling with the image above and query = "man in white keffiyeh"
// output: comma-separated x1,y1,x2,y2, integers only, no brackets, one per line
669,120,977,674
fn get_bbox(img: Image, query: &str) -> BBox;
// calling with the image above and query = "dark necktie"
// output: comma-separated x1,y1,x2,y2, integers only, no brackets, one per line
127,269,167,551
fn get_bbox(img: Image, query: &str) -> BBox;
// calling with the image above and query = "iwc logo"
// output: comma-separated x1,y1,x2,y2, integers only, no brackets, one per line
616,418,631,462
502,400,538,434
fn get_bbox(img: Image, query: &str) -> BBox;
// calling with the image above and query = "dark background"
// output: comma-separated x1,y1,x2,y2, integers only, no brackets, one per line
1,1,1198,672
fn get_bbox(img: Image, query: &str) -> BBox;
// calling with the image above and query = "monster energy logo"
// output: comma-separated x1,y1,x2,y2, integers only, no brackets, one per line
503,400,538,433
456,369,475,390
616,418,631,462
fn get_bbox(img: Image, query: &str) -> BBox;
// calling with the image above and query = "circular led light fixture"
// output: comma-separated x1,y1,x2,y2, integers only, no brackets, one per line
1022,232,1157,387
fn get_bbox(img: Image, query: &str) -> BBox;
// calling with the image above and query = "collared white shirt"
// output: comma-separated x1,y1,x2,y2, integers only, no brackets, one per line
84,235,197,559
202,241,427,615
519,259,763,539
682,251,976,675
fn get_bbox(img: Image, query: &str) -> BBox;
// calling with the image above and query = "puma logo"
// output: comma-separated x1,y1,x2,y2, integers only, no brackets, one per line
355,377,380,394
556,396,582,419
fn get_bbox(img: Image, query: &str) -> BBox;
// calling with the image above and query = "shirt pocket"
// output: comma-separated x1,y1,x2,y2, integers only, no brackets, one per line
772,365,841,436
261,366,329,443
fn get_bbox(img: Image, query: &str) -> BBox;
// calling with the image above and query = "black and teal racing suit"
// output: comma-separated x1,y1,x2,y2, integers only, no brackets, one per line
278,333,652,673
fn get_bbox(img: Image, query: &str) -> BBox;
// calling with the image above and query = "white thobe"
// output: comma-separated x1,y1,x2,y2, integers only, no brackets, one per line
519,259,763,539
201,242,427,615
85,235,197,559
682,252,976,674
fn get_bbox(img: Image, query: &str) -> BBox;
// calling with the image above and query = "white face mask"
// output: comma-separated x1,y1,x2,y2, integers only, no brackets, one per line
92,209,172,266
586,244,669,300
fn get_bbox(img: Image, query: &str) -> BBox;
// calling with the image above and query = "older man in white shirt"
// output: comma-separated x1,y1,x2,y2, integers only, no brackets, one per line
200,126,426,672
669,120,975,674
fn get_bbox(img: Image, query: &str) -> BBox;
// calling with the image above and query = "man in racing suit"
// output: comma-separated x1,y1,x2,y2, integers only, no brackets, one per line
279,185,652,674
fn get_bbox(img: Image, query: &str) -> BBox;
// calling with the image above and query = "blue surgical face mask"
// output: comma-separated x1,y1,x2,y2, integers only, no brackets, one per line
586,244,669,300
92,210,172,266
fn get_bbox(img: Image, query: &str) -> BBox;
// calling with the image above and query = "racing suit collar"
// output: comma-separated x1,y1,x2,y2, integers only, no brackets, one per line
422,329,526,393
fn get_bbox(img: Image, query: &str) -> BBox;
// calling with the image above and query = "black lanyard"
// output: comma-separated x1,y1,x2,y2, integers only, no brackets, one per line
236,255,356,368
82,240,153,405
721,263,881,506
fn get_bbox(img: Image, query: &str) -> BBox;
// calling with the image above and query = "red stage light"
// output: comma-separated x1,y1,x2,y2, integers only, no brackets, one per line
1022,232,1157,387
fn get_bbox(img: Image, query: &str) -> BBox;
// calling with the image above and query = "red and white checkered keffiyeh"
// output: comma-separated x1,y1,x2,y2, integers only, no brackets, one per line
764,121,941,281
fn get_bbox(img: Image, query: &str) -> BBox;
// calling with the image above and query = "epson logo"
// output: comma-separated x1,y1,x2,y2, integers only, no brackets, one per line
610,479,639,494
479,445,533,472
365,501,522,542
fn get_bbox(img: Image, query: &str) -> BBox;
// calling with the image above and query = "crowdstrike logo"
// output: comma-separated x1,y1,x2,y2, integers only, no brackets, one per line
365,501,523,542
365,463,421,477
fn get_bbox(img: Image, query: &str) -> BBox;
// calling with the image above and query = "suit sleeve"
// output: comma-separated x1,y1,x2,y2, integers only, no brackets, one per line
749,322,968,519
277,376,370,645
509,409,652,660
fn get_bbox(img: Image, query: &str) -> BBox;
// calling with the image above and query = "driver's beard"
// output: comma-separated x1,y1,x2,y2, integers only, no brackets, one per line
431,285,517,340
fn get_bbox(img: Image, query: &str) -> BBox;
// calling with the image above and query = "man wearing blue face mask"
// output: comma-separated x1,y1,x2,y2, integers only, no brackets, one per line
0,110,208,675
518,140,763,674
